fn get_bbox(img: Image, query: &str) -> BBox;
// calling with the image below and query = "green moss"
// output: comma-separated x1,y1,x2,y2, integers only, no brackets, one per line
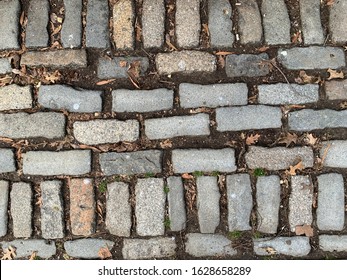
192,171,204,177
253,168,265,177
228,231,242,240
253,231,262,239
164,218,171,229
144,172,155,178
164,185,170,194
98,180,107,194
211,171,220,177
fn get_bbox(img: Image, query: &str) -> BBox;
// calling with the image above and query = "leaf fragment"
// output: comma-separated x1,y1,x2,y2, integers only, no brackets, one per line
1,246,16,260
182,173,194,180
96,79,116,85
278,132,298,147
285,161,304,176
98,247,112,259
304,133,317,146
246,134,260,145
295,224,314,237
327,68,344,80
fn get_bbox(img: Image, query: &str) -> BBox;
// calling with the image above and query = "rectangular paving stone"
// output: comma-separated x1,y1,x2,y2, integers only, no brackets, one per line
253,237,311,257
61,0,82,48
0,149,16,173
41,181,64,239
317,173,345,231
227,174,252,231
64,239,114,259
226,53,270,77
69,178,95,236
216,105,282,131
156,51,217,75
245,146,314,170
113,0,134,50
320,140,347,168
300,0,324,45
122,238,176,259
73,119,139,145
135,178,165,236
258,83,319,105
167,177,186,231
23,150,91,175
145,114,210,140
325,80,347,100
1,239,56,259
0,0,20,50
100,150,162,175
0,181,9,237
106,182,131,237
86,0,110,48
142,0,165,48
319,235,347,252
196,176,220,233
278,47,346,69
329,0,347,43
0,112,65,139
0,85,32,111
26,0,49,48
11,182,32,238
179,83,248,108
172,148,236,173
112,88,173,113
0,57,12,74
185,233,237,257
256,176,281,234
175,0,201,48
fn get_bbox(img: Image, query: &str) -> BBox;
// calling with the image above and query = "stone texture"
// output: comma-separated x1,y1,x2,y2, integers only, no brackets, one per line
0,57,12,74
73,119,139,145
145,114,210,140
135,178,165,236
38,85,102,112
0,0,20,50
113,0,134,50
226,53,270,77
256,176,281,234
196,176,220,233
106,182,131,237
245,146,314,170
167,177,186,231
179,83,248,108
185,233,237,257
23,150,91,175
227,174,252,231
175,0,201,48
325,80,347,100
0,85,32,111
26,0,49,47
237,0,263,44
122,238,176,259
21,50,87,68
11,183,32,238
261,0,291,45
69,178,95,236
61,0,82,48
0,181,9,237
142,0,165,48
300,0,324,45
216,105,282,131
112,88,173,113
0,112,65,139
253,237,311,256
319,235,347,252
208,0,234,48
41,181,64,239
258,83,319,105
86,0,110,48
0,149,16,173
100,150,162,175
278,47,346,69
172,148,236,173
317,173,345,231
64,239,114,259
156,51,217,75
329,0,347,43
321,141,347,168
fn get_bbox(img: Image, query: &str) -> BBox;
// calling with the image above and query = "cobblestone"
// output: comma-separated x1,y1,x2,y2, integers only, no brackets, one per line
113,0,134,50
0,149,16,173
26,0,49,48
319,235,347,252
226,53,270,77
300,0,324,45
0,85,32,111
329,0,347,43
0,58,12,74
61,0,82,48
64,239,114,259
320,141,347,168
0,181,9,237
167,177,186,231
325,80,347,100
0,0,20,50
253,237,311,256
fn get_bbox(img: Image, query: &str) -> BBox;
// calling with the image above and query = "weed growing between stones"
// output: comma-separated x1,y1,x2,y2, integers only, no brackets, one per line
164,218,171,229
98,180,107,194
144,172,155,178
163,185,170,194
192,171,204,177
227,231,242,240
253,168,265,177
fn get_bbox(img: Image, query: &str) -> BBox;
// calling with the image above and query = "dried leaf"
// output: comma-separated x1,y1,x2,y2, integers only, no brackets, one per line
29,251,37,260
291,31,302,44
96,79,116,85
160,139,172,148
52,24,62,36
326,0,335,6
182,173,194,180
98,247,112,259
44,70,61,83
295,224,314,237
305,133,317,146
217,55,225,68
202,23,210,36
1,246,16,260
265,247,277,255
278,132,298,147
327,68,344,80
246,134,260,145
285,161,304,176
215,51,234,56
257,46,270,52
298,70,315,83
119,60,127,68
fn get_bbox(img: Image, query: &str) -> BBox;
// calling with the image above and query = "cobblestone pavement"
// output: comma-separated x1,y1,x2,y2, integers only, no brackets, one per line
0,0,347,260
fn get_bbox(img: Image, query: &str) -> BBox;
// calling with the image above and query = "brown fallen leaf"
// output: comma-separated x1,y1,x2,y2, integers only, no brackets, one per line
304,133,317,146
265,247,277,255
291,31,302,44
285,161,304,176
96,79,116,85
182,173,194,180
326,0,335,6
297,70,315,83
29,251,37,260
217,55,225,68
215,51,235,56
257,46,270,52
246,134,260,145
119,60,127,68
327,68,344,80
1,246,16,260
98,247,112,259
295,224,314,237
278,132,298,147
160,139,172,148
202,23,210,36
44,70,61,83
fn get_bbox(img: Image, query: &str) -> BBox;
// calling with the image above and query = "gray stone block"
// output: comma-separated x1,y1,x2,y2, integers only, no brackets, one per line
26,0,49,47
329,0,347,43
253,237,311,256
325,80,347,100
0,0,20,50
142,0,165,48
0,58,12,74
319,235,347,252
1,239,56,259
64,239,115,259
0,181,9,237
0,149,16,173
320,141,347,168
226,53,270,77
113,0,135,50
0,85,32,111
61,0,82,48
300,0,324,44
167,177,186,231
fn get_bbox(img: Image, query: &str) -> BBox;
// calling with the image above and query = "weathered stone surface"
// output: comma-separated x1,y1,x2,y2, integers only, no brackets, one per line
179,83,248,108
261,0,290,45
256,176,280,234
216,105,282,131
74,119,139,145
300,0,324,45
122,238,176,259
156,51,217,75
317,173,345,231
0,181,9,237
185,233,237,257
100,150,162,175
142,0,165,48
23,150,91,175
325,80,347,100
0,58,12,74
175,0,201,48
64,239,114,259
61,0,82,48
0,85,32,111
258,83,319,104
319,235,347,252
254,237,311,256
329,0,347,43
227,174,252,231
172,148,236,173
0,0,20,50
278,47,346,69
245,146,314,170
0,112,65,139
41,181,64,239
320,141,347,168
226,53,270,77
11,182,32,238
106,182,131,237
113,0,134,50
113,88,173,113
135,178,165,236
0,149,16,173
26,0,49,47
167,177,186,231
145,114,210,140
